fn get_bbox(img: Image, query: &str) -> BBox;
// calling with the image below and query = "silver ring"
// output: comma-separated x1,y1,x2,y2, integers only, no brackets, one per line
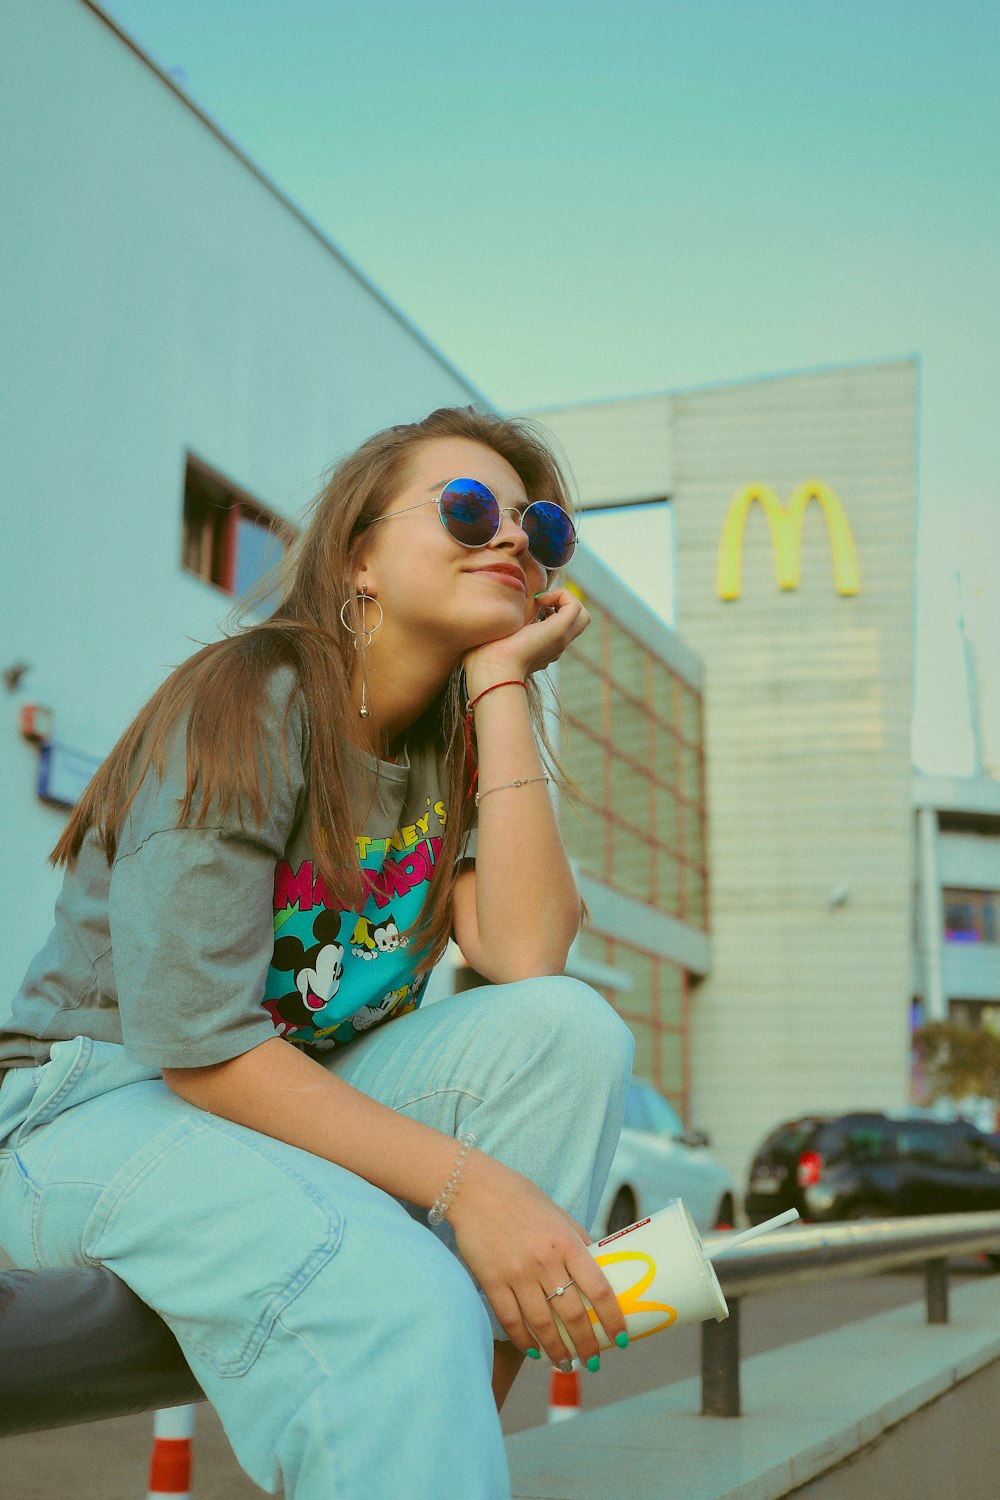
544,1280,575,1301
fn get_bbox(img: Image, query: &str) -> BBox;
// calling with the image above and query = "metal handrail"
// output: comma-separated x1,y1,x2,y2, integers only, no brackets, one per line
698,1211,1000,1416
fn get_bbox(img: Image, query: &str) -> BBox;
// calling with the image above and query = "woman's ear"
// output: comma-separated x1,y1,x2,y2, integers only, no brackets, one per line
353,561,376,599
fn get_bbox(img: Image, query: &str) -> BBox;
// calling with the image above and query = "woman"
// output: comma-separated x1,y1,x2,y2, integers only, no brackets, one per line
0,406,634,1499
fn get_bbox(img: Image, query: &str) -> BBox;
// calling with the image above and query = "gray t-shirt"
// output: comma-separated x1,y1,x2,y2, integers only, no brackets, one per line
0,665,473,1074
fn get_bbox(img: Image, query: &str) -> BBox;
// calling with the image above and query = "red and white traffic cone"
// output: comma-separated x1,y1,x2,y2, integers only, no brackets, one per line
547,1361,582,1422
146,1404,195,1499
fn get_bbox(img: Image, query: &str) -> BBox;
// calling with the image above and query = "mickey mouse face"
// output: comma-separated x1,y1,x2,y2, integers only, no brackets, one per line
271,906,343,978
268,903,345,1030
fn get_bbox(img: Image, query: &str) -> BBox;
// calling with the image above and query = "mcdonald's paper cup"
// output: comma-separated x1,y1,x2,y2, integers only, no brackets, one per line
553,1199,729,1352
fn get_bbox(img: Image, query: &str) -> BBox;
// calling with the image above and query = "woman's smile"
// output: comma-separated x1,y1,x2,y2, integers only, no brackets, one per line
465,560,527,592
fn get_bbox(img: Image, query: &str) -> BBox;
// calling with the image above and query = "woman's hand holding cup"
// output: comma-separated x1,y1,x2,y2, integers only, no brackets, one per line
447,1150,626,1369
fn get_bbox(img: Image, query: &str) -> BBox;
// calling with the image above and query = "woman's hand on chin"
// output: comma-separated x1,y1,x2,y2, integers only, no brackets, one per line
463,586,591,696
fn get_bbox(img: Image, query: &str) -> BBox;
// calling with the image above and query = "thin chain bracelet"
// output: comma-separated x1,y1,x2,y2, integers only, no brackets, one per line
464,680,528,797
475,774,550,808
428,1132,477,1226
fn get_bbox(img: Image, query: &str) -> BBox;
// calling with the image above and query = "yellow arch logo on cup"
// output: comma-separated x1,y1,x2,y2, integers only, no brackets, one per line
591,1249,678,1340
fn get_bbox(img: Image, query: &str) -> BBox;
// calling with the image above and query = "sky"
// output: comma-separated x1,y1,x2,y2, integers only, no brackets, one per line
99,0,1000,776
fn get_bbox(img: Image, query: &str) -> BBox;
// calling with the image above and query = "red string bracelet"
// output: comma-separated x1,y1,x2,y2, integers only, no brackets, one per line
464,680,528,798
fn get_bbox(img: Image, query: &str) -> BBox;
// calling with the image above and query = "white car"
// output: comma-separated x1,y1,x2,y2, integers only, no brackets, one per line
593,1078,737,1238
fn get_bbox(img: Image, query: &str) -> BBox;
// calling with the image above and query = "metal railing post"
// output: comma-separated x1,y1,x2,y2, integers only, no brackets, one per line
688,1213,1000,1421
701,1296,741,1416
925,1257,950,1324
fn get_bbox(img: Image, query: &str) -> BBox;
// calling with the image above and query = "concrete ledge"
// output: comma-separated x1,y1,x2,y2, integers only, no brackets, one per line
505,1281,1000,1499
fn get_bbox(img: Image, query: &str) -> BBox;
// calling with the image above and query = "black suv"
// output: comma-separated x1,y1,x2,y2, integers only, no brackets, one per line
746,1112,1000,1227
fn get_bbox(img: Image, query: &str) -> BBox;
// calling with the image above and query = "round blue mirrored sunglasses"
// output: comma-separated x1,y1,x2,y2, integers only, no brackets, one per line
362,477,577,571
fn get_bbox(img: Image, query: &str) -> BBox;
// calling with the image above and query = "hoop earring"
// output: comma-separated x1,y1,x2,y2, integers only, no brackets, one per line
339,588,383,719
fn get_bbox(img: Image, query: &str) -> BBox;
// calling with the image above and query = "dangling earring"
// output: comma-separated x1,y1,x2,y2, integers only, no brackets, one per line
339,587,383,719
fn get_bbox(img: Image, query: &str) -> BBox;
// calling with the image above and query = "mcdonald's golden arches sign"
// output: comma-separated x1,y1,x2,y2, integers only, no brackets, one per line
716,481,860,600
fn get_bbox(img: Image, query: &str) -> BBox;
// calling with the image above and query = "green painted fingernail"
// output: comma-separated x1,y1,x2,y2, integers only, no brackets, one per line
586,1355,601,1372
615,1332,630,1349
533,590,547,598
526,1346,541,1359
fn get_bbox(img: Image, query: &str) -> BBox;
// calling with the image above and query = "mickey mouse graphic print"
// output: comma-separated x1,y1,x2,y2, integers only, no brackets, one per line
262,744,460,1053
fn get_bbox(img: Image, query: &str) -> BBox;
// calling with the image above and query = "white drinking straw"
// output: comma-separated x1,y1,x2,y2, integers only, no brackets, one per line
704,1208,800,1259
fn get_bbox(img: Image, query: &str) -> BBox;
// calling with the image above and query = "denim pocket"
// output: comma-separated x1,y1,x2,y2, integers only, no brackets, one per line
1,1044,113,1266
9,1037,92,1153
0,1066,37,1154
10,1038,161,1193
84,1111,344,1378
0,1042,97,1266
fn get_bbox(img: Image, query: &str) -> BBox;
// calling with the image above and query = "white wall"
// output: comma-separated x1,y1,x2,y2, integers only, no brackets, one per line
0,0,484,979
938,833,1000,893
673,360,918,1187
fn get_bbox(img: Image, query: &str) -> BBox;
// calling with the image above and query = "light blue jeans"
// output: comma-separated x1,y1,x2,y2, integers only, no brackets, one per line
0,978,633,1500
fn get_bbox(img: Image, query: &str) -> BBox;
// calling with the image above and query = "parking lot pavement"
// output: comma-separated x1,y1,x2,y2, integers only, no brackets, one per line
2,1403,264,1500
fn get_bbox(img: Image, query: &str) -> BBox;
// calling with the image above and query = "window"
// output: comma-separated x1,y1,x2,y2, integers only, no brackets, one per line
762,1122,817,1158
895,1123,955,1166
942,888,998,944
842,1127,892,1164
637,1084,686,1139
624,1082,683,1136
182,454,294,615
623,1084,653,1131
595,932,691,1116
558,593,708,929
820,1117,892,1164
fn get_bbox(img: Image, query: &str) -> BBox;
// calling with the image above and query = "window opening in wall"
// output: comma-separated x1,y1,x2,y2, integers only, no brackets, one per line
582,927,691,1117
558,592,708,929
943,888,998,944
181,453,295,616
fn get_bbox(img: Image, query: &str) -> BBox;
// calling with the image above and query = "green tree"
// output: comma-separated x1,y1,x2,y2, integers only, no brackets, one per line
915,1021,1000,1105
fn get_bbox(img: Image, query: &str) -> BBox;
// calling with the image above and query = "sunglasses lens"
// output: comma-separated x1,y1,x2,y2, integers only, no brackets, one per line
439,479,499,546
521,502,577,569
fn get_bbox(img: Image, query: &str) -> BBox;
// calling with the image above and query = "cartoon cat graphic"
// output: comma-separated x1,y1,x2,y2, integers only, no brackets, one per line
350,912,408,960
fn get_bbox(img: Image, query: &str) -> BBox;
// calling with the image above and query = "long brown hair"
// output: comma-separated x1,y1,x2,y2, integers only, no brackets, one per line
51,406,576,973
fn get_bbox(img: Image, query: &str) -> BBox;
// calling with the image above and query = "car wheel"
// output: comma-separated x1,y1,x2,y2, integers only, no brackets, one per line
714,1195,735,1231
606,1187,637,1236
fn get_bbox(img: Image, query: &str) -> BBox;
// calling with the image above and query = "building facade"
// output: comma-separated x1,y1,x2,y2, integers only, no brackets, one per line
529,359,920,1185
914,773,1000,1038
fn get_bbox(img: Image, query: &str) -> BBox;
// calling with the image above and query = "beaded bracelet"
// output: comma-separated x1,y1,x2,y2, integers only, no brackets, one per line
428,1131,477,1227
